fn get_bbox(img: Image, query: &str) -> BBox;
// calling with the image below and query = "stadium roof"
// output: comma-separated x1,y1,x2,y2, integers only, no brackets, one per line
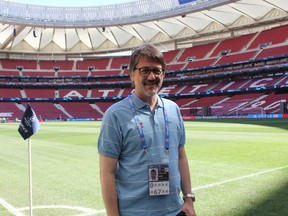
13,0,132,7
0,0,287,57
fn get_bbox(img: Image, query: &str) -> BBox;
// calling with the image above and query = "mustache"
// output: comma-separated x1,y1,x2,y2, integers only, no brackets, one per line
144,77,161,85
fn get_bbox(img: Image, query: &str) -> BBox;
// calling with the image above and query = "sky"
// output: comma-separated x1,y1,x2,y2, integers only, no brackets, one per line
12,0,136,7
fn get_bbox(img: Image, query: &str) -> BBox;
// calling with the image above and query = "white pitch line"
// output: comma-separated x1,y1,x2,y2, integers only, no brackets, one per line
17,205,106,215
0,197,25,216
193,165,288,191
1,165,288,216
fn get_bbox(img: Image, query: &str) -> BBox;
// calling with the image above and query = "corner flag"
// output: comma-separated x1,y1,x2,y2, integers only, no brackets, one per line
18,104,40,216
18,104,40,140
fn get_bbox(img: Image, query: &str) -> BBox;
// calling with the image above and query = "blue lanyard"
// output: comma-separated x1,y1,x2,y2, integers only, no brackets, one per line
128,94,169,154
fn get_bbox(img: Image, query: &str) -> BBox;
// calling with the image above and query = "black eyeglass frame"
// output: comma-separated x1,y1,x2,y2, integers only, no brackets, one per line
134,67,164,77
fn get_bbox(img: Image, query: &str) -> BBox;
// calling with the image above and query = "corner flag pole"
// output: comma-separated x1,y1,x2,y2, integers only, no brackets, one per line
28,137,33,216
18,104,40,216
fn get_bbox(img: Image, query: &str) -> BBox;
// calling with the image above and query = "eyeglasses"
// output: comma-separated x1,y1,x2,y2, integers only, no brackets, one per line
134,67,164,77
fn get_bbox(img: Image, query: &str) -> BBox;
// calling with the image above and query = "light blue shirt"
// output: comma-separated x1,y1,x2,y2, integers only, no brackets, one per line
98,93,186,216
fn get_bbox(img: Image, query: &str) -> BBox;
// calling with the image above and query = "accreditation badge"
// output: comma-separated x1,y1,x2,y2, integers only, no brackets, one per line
148,164,169,196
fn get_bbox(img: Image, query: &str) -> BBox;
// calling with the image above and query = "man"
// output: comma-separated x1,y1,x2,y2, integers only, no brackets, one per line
98,44,196,216
150,169,158,181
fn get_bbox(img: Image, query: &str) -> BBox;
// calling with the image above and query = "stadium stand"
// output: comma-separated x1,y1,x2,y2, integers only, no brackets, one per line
110,56,130,69
248,25,288,49
0,0,287,121
210,33,256,57
0,88,22,98
39,60,74,70
177,42,218,62
216,51,258,65
59,102,101,118
91,70,122,76
25,89,55,98
1,59,37,70
28,102,70,120
76,59,110,70
22,71,56,76
256,45,288,59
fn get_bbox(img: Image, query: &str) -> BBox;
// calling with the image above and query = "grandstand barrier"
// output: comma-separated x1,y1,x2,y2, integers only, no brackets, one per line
247,114,283,118
67,118,96,121
191,114,285,120
0,112,13,117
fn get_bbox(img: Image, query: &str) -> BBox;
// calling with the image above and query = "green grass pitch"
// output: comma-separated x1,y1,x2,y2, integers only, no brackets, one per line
0,118,288,216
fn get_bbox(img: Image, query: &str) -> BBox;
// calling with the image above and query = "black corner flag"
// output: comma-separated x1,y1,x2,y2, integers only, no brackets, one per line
18,104,41,216
18,104,40,140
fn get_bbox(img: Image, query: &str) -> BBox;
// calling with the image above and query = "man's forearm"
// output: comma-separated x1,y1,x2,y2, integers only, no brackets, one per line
99,155,119,216
178,147,197,216
179,148,192,195
100,172,119,216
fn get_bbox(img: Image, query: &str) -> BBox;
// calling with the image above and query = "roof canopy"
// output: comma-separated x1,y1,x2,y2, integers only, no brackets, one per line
0,0,287,57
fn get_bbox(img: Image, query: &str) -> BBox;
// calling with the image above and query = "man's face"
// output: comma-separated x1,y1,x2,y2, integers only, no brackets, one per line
130,56,164,100
151,170,157,180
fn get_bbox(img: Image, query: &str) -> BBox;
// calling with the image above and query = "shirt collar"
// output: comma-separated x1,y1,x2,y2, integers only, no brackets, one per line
130,93,163,109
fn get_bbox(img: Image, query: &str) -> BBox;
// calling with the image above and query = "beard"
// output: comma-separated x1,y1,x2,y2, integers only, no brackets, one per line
140,77,162,97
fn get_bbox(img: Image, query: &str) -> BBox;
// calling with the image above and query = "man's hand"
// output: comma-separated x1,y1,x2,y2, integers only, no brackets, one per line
181,199,196,216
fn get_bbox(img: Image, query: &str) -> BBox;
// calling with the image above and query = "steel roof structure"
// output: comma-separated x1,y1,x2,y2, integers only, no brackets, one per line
0,0,287,57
